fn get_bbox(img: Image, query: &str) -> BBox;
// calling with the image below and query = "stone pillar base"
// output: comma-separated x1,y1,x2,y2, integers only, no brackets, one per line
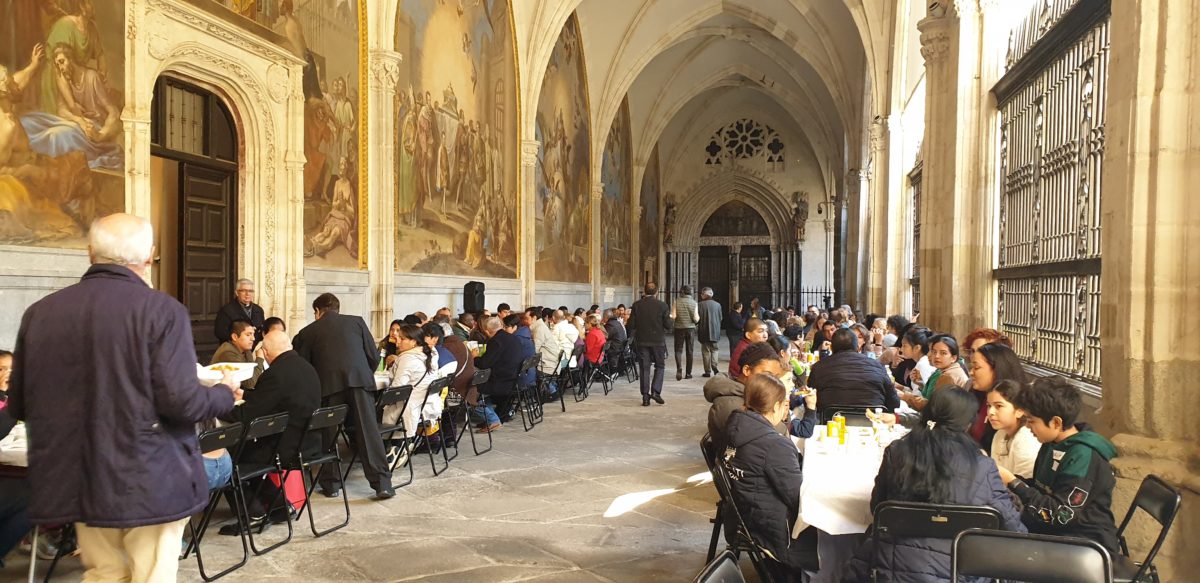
1110,434,1200,581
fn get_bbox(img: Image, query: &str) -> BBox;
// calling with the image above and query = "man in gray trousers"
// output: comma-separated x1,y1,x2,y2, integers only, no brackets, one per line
696,287,724,377
671,285,699,380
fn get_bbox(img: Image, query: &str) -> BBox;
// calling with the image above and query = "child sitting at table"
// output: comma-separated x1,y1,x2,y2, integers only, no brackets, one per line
997,375,1120,554
723,374,817,582
844,387,1025,583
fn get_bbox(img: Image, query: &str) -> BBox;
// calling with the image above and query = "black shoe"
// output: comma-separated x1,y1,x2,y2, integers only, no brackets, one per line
651,394,665,405
268,506,295,525
642,396,651,406
319,486,341,498
374,484,396,500
685,374,693,379
702,373,711,378
676,372,683,381
219,516,269,536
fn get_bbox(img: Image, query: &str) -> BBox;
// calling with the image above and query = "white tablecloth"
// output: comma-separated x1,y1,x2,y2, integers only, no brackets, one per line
797,425,904,536
0,422,28,467
374,373,390,390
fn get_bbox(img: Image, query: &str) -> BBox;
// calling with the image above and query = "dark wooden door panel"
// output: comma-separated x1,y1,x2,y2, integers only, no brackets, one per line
698,246,730,312
740,245,772,309
181,163,235,362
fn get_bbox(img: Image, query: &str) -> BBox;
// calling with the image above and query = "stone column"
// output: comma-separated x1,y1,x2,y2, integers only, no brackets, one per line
520,140,540,307
366,49,402,336
865,117,891,313
1100,1,1200,578
729,245,741,305
915,1,993,333
591,181,603,303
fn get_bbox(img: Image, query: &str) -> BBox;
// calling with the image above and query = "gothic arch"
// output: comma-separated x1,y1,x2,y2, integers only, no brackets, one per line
670,168,795,250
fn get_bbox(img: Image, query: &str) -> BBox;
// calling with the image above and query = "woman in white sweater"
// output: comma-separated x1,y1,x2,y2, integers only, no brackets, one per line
987,379,1041,477
383,324,440,438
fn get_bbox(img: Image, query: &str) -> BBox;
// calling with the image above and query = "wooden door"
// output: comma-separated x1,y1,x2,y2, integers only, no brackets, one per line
698,246,730,311
180,164,236,361
739,245,772,309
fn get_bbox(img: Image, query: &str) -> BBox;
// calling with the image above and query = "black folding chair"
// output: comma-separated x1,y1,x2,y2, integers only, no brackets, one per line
700,434,726,563
342,385,415,487
622,338,639,383
229,412,292,556
30,524,77,583
1113,474,1181,583
559,344,588,404
183,423,248,581
537,350,566,413
289,405,351,537
693,549,745,583
818,407,873,427
952,529,1114,583
585,340,620,396
703,436,778,582
411,376,453,476
515,355,543,431
454,368,493,455
870,501,1001,582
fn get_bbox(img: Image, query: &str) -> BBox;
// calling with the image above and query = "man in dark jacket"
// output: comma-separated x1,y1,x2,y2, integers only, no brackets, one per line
697,288,723,378
627,283,673,406
806,328,900,413
602,308,627,344
7,214,237,581
214,278,266,345
473,316,523,429
293,293,394,499
221,330,321,534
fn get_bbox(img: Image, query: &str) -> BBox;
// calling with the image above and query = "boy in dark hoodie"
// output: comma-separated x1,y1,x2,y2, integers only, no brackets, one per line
996,375,1119,553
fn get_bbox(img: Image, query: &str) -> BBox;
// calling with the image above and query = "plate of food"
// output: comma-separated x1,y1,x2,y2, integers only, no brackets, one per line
197,362,257,387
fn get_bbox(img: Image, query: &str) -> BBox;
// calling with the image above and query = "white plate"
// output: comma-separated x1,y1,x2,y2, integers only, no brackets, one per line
198,362,256,386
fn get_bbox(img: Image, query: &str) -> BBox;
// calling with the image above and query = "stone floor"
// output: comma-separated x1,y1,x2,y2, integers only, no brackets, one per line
18,363,737,582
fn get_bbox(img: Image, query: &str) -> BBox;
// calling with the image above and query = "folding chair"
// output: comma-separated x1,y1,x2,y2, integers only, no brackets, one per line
228,412,292,556
289,405,351,537
1113,475,1181,583
622,337,639,383
693,549,745,583
183,422,248,581
871,501,1001,582
342,385,415,487
29,524,77,583
699,434,725,563
454,368,493,455
538,350,566,413
952,529,1113,583
561,344,588,403
708,447,779,583
515,355,543,431
411,377,453,476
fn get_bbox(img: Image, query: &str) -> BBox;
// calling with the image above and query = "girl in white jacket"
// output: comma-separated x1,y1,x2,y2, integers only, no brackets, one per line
383,324,440,437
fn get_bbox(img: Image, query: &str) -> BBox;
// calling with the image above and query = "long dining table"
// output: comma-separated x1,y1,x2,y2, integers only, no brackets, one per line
795,424,906,583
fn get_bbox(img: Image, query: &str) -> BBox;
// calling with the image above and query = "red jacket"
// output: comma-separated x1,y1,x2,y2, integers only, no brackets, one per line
585,327,607,365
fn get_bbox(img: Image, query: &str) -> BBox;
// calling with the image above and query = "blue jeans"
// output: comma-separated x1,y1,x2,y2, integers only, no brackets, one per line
472,397,502,426
203,452,233,491
0,478,30,566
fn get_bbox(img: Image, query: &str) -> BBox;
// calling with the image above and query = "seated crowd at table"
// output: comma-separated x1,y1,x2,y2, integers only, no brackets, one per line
707,304,1120,582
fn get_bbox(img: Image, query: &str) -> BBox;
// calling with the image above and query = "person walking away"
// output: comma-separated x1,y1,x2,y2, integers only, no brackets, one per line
671,285,700,380
726,302,746,355
7,214,239,583
293,293,395,500
627,283,673,406
696,288,723,378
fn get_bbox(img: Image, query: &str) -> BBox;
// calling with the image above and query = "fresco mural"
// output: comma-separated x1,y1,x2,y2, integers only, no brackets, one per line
639,143,661,284
0,0,125,247
393,0,518,278
214,0,366,268
600,98,630,285
534,14,590,283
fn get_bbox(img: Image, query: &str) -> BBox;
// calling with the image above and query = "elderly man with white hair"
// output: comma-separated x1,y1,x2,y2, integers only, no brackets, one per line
8,213,239,582
214,277,266,347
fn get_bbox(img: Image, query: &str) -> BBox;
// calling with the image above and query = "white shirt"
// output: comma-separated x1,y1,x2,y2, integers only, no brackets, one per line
912,355,937,391
990,425,1041,477
552,320,580,367
384,347,441,436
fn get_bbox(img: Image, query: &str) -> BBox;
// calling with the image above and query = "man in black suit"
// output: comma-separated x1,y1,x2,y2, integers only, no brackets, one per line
472,316,523,431
214,278,266,344
293,293,394,499
220,330,322,534
627,283,673,406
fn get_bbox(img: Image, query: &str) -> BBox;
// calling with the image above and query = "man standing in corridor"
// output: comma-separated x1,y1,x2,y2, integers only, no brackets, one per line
627,283,672,406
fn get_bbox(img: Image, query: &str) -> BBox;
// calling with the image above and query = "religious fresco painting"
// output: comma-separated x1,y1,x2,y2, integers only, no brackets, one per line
534,14,590,283
599,98,630,285
0,0,125,247
638,143,661,284
393,0,518,278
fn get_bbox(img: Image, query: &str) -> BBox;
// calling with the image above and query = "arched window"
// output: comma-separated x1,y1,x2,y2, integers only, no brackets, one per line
703,119,784,171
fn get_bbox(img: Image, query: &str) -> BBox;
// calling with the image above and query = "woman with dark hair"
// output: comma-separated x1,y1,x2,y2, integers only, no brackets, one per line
844,388,1026,583
724,374,817,581
968,342,1028,449
705,341,787,453
379,318,404,365
898,326,933,390
383,324,439,449
987,379,1039,476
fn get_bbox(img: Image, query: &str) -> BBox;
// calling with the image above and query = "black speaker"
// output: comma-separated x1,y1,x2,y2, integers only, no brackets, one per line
463,281,486,313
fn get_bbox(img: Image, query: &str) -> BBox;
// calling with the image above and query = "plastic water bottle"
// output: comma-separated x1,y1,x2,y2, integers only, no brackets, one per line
377,349,387,373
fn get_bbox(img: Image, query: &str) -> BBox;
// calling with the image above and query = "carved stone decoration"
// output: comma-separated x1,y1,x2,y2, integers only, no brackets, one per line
266,64,290,103
919,26,952,64
793,191,810,242
662,193,677,246
869,116,886,153
148,32,171,60
521,140,540,168
368,50,402,88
